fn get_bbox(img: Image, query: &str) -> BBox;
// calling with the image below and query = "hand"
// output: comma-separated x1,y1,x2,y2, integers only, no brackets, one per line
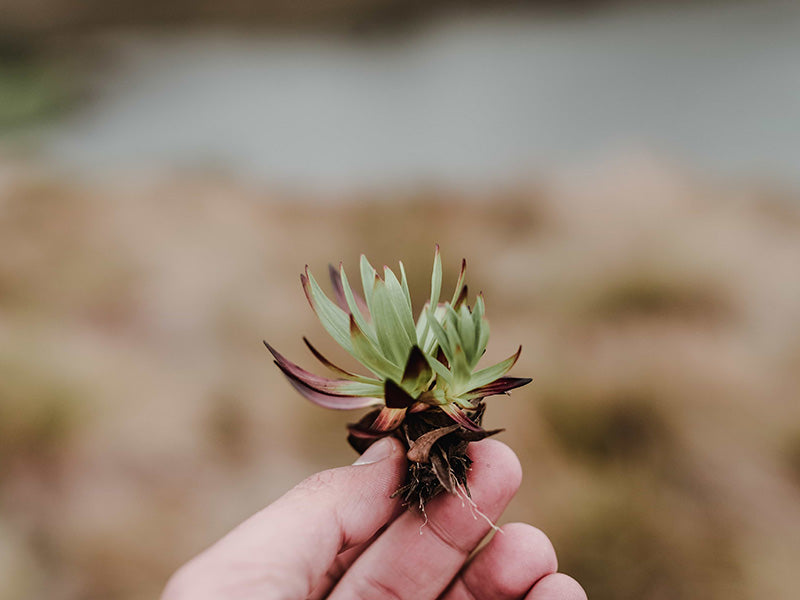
162,437,586,600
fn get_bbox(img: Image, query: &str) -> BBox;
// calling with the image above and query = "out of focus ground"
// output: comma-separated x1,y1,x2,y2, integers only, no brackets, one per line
1,157,799,599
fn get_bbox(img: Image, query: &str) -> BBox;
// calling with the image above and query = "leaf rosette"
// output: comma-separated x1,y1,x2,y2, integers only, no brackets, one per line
265,246,531,504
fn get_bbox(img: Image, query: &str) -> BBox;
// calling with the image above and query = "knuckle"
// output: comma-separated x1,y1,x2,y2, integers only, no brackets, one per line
294,468,340,496
352,572,407,600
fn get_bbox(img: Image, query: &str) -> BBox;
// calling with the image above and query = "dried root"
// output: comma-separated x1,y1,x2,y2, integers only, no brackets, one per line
349,403,503,511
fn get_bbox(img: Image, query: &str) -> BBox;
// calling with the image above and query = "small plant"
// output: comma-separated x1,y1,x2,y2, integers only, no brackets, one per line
265,246,531,510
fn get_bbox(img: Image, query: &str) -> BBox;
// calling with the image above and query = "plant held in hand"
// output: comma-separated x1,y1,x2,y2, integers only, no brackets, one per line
265,246,531,510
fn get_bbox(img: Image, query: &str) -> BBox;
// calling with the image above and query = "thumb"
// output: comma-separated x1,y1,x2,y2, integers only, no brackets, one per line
163,436,407,600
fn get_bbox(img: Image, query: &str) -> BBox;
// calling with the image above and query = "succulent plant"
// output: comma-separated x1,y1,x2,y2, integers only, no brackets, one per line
265,246,531,508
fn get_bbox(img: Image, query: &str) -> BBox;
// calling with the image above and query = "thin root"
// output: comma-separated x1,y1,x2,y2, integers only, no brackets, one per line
454,482,501,533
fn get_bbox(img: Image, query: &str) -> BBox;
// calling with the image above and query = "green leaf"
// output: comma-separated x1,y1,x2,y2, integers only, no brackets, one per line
383,266,417,343
426,354,454,388
426,305,455,367
349,315,402,380
303,337,375,382
398,261,413,311
466,346,522,392
430,244,443,309
450,344,472,388
458,304,476,362
371,276,414,366
360,254,377,319
400,345,433,396
303,269,352,352
449,258,467,305
473,294,489,362
339,264,377,345
418,245,443,346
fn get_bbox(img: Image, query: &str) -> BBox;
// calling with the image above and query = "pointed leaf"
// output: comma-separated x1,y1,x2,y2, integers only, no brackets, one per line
463,376,533,400
302,337,375,382
272,360,380,410
418,245,442,346
339,263,376,343
427,305,455,366
450,344,472,388
328,263,349,311
426,353,454,387
467,346,523,391
400,345,433,395
406,424,459,463
302,268,352,352
440,402,484,432
359,255,377,318
265,341,383,396
453,283,468,310
473,295,489,362
384,378,416,409
458,304,476,361
398,261,413,313
383,266,417,342
449,258,467,305
371,275,414,365
349,315,401,379
370,406,407,432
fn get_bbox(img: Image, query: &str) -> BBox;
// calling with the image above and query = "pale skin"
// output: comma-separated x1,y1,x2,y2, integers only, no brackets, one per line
162,437,587,600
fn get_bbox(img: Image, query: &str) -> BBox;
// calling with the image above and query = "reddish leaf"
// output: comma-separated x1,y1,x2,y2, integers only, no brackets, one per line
401,345,433,392
384,378,416,409
463,377,533,400
328,263,349,311
302,336,365,381
440,402,484,432
370,406,407,432
276,364,379,410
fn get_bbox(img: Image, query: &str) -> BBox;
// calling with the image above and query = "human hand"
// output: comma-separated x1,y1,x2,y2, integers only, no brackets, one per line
162,437,586,600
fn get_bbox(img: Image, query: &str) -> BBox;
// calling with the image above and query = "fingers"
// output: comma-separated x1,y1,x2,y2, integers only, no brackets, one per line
328,439,523,600
441,523,558,600
162,436,406,600
307,507,403,600
526,573,587,599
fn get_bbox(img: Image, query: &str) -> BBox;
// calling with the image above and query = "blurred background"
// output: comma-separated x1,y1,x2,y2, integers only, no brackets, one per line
2,1,800,599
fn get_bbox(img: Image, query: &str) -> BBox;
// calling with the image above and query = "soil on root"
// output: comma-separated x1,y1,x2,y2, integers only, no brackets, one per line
348,404,502,511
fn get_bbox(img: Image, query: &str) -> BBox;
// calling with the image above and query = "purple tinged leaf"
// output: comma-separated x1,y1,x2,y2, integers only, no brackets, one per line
347,409,388,453
370,406,407,432
302,266,353,352
302,336,370,381
384,378,416,409
328,263,349,311
264,341,382,400
453,284,469,310
467,346,523,391
463,377,533,400
449,258,467,305
439,402,484,432
401,345,433,393
339,262,372,326
273,362,380,410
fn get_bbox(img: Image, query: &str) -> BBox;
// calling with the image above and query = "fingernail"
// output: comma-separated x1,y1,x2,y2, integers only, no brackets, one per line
353,437,394,465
